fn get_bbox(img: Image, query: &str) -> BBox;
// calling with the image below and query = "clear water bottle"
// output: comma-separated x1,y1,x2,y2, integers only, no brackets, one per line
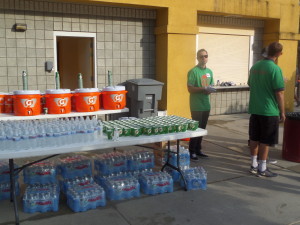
113,127,119,141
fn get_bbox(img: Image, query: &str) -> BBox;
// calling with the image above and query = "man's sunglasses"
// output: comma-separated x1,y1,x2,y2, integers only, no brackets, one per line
199,55,208,59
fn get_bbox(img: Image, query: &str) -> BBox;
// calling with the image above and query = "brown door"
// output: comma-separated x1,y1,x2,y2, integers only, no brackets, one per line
57,37,94,90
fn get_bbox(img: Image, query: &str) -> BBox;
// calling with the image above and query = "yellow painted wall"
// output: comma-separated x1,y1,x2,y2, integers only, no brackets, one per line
61,0,300,117
277,40,298,112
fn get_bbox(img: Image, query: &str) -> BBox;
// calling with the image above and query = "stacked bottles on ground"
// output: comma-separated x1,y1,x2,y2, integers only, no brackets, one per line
0,116,103,151
22,161,59,213
164,145,190,170
179,167,207,190
102,115,199,140
163,145,207,191
0,161,19,201
94,149,171,199
98,172,140,201
58,155,106,212
94,150,143,200
139,171,173,195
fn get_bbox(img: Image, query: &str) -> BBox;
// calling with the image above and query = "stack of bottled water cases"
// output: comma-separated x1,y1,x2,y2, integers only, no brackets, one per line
94,152,127,176
23,183,59,213
126,150,155,171
138,171,173,195
0,117,102,152
0,161,19,201
66,182,106,212
58,155,106,212
162,145,190,182
22,161,59,213
58,155,92,179
23,162,57,185
164,145,190,168
179,167,207,191
93,150,154,178
96,172,140,201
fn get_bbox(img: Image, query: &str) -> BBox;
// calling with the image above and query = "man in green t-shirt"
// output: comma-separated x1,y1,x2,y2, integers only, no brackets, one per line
187,49,215,161
248,42,285,177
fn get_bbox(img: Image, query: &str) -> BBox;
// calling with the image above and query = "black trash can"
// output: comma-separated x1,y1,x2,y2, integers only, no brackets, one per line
282,112,300,162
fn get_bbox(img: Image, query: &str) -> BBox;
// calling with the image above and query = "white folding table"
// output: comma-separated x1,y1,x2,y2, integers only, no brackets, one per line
0,112,207,225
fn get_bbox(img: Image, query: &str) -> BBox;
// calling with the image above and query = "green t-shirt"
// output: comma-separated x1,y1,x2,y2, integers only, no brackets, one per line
187,66,214,111
248,59,285,116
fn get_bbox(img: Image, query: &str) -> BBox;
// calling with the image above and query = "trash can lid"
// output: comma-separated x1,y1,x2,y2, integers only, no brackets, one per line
126,78,164,86
286,112,300,120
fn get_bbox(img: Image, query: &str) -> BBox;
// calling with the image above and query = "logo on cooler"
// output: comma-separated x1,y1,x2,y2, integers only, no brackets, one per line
0,97,4,105
20,99,37,108
54,98,68,107
83,96,97,105
110,94,124,102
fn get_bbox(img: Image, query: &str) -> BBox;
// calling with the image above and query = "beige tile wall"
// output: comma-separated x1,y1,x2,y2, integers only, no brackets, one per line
0,0,156,92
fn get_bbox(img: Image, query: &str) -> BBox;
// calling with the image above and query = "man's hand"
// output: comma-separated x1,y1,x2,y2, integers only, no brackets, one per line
203,86,216,94
279,112,286,123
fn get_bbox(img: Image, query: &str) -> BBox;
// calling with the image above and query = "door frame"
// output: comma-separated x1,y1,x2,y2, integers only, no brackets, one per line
53,31,97,88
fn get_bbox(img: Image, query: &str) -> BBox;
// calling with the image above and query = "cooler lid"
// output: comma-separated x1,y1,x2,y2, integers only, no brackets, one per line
46,89,71,94
13,90,41,95
75,88,100,93
126,78,164,86
102,86,126,91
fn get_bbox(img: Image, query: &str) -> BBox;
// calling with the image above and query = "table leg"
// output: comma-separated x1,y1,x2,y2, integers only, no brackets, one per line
160,140,188,191
161,141,171,172
176,140,187,191
9,159,20,225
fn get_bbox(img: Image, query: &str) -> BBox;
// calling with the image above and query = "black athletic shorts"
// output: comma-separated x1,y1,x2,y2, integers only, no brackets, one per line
249,114,279,146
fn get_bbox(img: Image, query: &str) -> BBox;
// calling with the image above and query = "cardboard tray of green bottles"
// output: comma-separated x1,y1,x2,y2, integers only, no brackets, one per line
102,116,199,139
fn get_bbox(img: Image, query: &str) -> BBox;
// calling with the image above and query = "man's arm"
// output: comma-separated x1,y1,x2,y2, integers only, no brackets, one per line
187,85,206,94
275,90,285,122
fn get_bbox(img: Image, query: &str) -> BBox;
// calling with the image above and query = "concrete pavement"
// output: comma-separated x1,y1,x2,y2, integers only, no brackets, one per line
1,112,300,225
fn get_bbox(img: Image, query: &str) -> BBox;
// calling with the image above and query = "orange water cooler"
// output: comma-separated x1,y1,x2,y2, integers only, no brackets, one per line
45,89,72,114
13,90,41,116
101,86,127,110
74,88,100,112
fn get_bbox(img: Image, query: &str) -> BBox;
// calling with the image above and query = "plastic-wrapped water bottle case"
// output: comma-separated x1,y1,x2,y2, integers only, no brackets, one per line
0,144,206,215
179,167,207,191
23,161,57,185
67,182,106,212
58,155,92,179
23,183,60,213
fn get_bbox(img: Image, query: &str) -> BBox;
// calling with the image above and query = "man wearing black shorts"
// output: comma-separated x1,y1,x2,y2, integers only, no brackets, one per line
248,42,285,177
